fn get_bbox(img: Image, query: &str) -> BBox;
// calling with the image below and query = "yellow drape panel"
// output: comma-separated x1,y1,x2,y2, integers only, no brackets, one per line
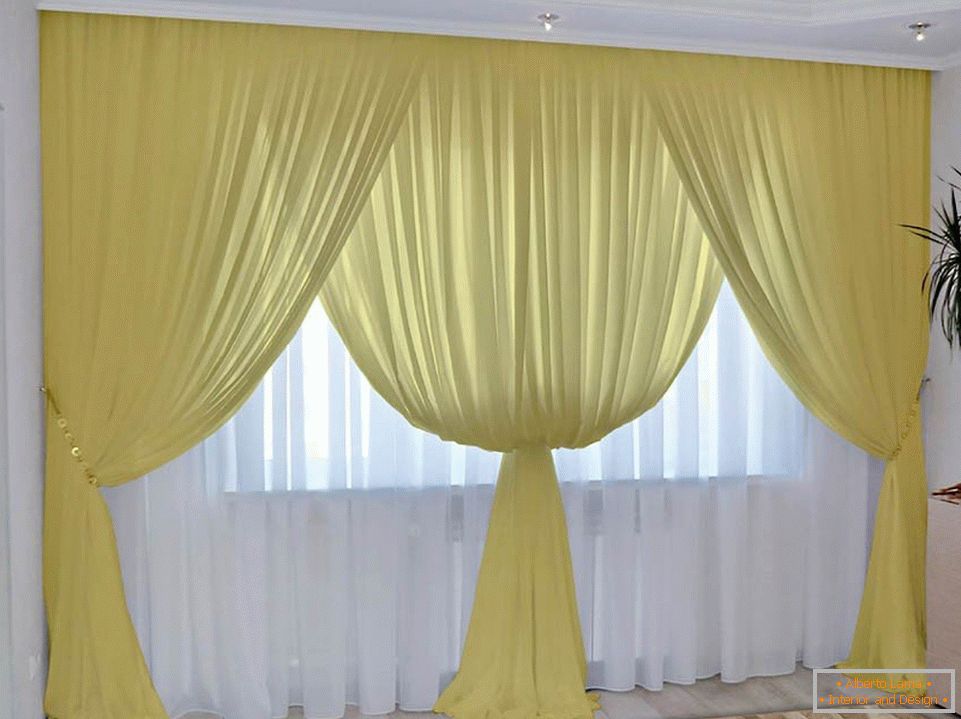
41,15,930,718
321,39,721,719
647,54,931,673
41,12,426,718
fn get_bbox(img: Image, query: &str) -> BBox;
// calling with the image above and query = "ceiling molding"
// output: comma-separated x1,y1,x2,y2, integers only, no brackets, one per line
937,49,961,69
36,1,956,70
533,0,812,23
523,0,961,24
809,0,961,24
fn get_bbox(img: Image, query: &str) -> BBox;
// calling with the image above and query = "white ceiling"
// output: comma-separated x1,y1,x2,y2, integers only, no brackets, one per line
36,0,961,69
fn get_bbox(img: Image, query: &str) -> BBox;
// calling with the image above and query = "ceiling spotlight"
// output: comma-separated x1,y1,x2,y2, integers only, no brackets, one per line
908,22,932,42
538,12,559,31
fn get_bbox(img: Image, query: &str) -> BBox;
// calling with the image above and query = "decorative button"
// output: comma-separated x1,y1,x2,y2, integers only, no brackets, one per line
41,386,100,488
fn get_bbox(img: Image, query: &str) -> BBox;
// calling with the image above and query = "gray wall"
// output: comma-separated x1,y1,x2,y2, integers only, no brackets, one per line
926,64,961,492
0,0,46,716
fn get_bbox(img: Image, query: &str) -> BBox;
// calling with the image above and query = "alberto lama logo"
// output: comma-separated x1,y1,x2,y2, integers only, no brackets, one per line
813,669,956,714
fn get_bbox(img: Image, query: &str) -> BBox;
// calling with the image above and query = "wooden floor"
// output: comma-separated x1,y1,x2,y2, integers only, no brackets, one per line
593,667,813,719
183,667,954,719
717,714,936,719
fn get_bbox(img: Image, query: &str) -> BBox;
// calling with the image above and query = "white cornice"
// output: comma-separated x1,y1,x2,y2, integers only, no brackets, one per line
809,0,961,23
534,0,813,23
524,0,961,24
37,0,958,70
938,49,961,69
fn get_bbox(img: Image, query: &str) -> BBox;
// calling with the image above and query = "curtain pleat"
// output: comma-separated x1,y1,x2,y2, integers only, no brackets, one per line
106,290,879,719
40,13,931,719
320,39,721,719
646,53,931,675
40,13,427,718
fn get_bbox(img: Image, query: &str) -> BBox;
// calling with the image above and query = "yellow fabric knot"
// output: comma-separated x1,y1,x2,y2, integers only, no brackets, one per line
888,398,921,462
41,386,100,487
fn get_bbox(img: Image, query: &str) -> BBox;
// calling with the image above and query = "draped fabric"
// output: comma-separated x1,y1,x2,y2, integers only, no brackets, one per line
105,288,879,719
40,13,426,718
40,12,932,719
320,39,721,719
645,54,931,675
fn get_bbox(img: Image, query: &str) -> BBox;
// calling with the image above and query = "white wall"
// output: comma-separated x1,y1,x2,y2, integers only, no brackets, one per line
0,103,11,719
926,64,961,492
0,0,46,715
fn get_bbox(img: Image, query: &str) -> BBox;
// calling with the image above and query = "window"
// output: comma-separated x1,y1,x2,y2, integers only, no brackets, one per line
219,282,803,492
113,284,872,713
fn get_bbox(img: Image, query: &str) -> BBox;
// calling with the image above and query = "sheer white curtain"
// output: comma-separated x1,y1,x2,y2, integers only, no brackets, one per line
106,284,880,719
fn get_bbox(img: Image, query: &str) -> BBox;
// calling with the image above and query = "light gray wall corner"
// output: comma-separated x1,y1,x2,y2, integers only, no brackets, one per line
925,64,961,491
0,0,46,715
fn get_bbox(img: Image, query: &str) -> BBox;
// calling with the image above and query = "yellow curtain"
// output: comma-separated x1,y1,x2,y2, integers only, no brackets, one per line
320,39,722,719
40,12,427,718
646,53,931,674
41,14,931,717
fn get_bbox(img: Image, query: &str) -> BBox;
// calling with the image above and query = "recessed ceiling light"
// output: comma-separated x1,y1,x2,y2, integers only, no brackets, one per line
908,22,932,42
538,13,559,32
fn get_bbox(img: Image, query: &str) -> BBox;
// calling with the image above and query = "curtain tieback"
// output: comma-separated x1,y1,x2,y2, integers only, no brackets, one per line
888,397,921,462
41,385,100,487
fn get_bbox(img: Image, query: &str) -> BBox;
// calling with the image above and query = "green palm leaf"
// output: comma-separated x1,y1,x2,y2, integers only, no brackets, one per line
903,167,961,348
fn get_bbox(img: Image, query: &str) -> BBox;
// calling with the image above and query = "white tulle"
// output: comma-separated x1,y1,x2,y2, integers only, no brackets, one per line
105,284,881,719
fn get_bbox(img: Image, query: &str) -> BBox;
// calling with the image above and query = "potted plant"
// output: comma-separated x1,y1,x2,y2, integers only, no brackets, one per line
905,170,961,502
908,172,961,684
